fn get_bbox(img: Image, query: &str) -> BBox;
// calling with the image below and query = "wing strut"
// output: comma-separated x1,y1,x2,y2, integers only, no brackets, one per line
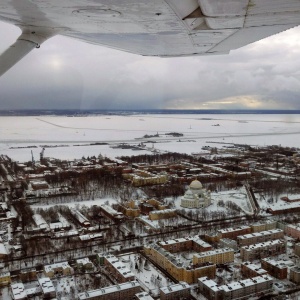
0,31,52,77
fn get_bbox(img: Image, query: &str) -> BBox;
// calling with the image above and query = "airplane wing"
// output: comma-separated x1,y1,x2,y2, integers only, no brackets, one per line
0,0,300,76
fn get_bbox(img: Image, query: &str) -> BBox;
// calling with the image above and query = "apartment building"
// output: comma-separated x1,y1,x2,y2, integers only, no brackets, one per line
285,224,300,239
193,248,234,265
199,275,273,300
78,281,141,300
103,254,135,283
295,242,300,256
217,226,251,240
193,236,213,252
160,282,190,300
240,239,286,261
38,277,56,299
159,236,212,253
119,200,141,218
237,229,284,247
261,257,292,279
219,238,238,251
251,221,277,233
290,266,300,284
241,262,268,279
144,245,215,284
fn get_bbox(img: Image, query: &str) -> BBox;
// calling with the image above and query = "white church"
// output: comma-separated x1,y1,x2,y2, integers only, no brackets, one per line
181,180,211,209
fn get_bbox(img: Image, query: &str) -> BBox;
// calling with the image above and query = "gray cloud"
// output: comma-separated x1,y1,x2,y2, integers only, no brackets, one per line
0,21,300,110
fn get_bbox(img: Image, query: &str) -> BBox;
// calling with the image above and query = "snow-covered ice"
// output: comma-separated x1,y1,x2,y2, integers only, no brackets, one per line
0,114,299,162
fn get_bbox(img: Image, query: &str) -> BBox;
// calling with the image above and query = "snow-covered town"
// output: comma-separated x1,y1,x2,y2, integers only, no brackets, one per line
0,138,300,300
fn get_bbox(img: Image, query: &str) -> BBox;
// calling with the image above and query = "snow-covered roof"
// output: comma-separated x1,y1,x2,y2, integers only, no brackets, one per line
78,281,140,299
104,254,135,279
241,262,267,275
76,257,92,266
38,277,55,295
199,275,272,293
194,247,234,259
32,214,49,229
218,225,250,234
262,257,293,269
160,282,190,294
44,261,71,273
238,229,283,240
0,243,8,255
241,239,285,250
11,283,26,300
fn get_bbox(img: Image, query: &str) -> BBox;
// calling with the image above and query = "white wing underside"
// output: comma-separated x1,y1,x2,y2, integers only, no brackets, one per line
0,0,299,75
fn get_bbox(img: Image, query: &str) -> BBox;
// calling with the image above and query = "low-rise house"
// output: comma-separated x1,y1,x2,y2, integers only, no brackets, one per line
11,282,27,300
99,204,125,223
49,213,70,231
19,268,37,282
31,181,49,190
44,261,72,278
71,209,91,227
0,272,11,285
38,277,56,298
77,257,94,271
32,214,49,231
0,242,8,259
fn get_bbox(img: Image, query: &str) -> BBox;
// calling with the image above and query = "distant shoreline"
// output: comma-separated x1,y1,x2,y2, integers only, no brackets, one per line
0,109,299,116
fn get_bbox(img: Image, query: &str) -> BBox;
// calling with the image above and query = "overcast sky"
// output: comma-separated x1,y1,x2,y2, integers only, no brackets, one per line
0,21,300,111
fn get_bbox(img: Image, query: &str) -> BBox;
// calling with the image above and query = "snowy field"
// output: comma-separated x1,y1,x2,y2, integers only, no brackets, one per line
0,114,299,162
